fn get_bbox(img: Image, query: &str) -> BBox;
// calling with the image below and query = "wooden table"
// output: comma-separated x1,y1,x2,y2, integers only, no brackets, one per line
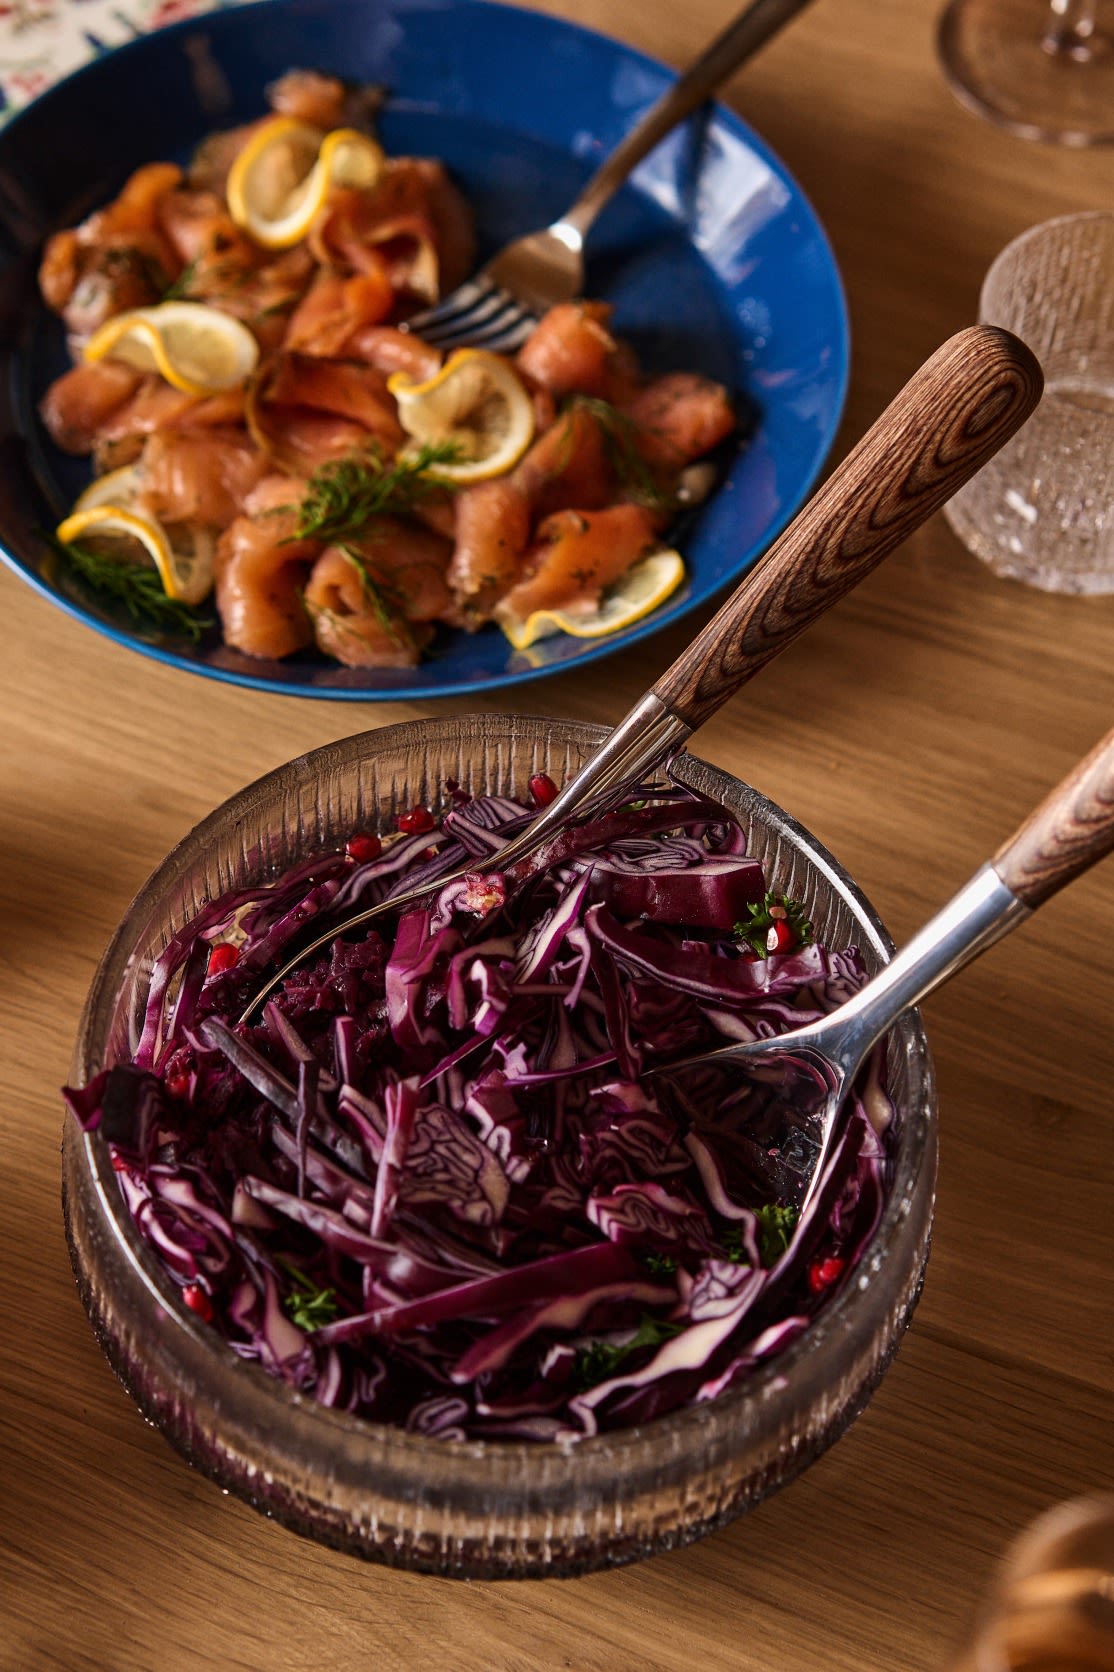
2,1,1112,1666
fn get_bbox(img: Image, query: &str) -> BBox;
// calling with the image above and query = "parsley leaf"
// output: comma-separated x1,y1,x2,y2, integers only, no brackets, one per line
281,1263,339,1333
720,1204,800,1267
733,891,813,957
755,1203,799,1267
573,1313,684,1390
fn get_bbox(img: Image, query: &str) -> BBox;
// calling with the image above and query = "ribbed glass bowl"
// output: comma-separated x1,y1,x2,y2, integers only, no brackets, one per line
62,713,937,1579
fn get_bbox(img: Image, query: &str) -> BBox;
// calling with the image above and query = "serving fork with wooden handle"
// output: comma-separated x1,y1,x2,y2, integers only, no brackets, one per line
239,324,1043,1021
652,720,1114,1219
402,0,819,351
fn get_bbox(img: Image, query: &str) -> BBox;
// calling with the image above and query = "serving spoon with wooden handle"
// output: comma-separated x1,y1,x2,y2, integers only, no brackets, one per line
653,721,1114,1218
241,324,1042,1020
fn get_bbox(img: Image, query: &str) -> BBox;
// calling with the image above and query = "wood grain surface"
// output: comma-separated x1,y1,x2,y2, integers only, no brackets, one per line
2,1,1113,1668
993,724,1114,907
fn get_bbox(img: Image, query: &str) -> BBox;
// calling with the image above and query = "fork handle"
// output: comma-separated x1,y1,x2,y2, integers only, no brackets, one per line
558,0,818,241
992,725,1114,907
652,324,1043,729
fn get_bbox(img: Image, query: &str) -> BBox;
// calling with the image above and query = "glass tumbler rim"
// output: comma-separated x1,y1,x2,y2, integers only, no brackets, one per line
980,208,1114,322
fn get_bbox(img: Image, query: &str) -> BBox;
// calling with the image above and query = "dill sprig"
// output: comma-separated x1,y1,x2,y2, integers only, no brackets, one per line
255,294,299,322
161,257,199,302
48,534,213,642
568,395,678,515
294,443,462,545
338,546,416,651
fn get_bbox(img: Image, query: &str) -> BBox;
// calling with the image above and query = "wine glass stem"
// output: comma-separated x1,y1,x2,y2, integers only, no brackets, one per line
1043,0,1101,61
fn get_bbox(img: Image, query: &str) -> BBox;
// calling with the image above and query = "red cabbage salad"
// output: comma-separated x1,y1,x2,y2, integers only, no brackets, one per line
65,776,894,1443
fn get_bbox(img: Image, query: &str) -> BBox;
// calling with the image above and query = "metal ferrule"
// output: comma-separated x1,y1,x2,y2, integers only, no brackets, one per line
488,694,693,871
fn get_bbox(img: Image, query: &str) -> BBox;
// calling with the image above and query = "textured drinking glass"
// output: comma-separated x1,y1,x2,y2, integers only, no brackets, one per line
944,212,1114,593
949,1495,1114,1670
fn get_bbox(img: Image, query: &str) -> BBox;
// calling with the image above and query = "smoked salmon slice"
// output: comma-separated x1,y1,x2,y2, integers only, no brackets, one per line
136,429,269,527
39,162,185,338
493,503,659,624
344,517,455,623
40,361,144,455
214,474,318,660
304,546,425,667
448,478,532,621
619,372,736,471
517,301,639,404
345,326,442,383
283,268,395,357
89,379,248,472
267,69,351,130
510,404,614,521
263,352,403,444
247,351,404,473
304,518,452,666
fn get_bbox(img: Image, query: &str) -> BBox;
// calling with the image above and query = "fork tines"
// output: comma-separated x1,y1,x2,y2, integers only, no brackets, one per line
403,273,538,353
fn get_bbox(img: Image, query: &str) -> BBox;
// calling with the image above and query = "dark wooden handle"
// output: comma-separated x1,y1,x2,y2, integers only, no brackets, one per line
652,325,1043,728
993,727,1114,908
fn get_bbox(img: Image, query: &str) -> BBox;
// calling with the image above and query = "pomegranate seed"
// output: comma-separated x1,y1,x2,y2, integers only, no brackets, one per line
111,1153,129,1172
346,832,382,864
397,806,435,834
765,918,797,955
529,773,559,807
807,1255,847,1295
166,1071,191,1100
181,1283,213,1322
207,942,239,976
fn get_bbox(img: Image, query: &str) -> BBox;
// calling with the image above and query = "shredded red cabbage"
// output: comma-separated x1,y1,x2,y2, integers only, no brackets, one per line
65,782,894,1443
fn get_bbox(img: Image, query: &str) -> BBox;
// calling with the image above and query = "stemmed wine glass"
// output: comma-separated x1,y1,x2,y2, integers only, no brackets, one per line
938,0,1114,144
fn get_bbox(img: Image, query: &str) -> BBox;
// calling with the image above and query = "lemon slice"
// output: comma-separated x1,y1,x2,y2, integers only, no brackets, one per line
83,302,259,396
72,463,144,514
387,348,536,483
226,116,385,250
56,503,216,607
496,548,685,651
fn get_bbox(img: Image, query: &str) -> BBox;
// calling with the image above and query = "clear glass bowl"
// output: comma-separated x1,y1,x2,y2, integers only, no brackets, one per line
62,714,937,1579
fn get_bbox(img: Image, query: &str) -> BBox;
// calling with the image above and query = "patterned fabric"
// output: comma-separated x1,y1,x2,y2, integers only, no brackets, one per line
0,0,254,123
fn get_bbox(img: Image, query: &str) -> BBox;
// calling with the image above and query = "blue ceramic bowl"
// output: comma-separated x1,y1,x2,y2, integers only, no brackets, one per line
0,0,848,700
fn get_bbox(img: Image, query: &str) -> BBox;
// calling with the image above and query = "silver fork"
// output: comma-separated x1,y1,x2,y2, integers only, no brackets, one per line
402,0,818,353
656,723,1114,1221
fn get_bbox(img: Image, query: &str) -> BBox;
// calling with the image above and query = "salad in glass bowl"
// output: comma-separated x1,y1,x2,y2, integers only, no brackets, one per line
62,714,936,1575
